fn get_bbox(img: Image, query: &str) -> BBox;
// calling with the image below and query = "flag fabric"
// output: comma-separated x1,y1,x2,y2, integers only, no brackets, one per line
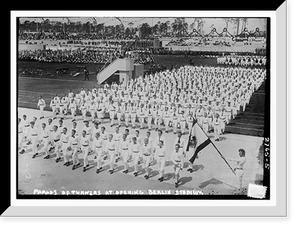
187,118,211,164
186,118,236,175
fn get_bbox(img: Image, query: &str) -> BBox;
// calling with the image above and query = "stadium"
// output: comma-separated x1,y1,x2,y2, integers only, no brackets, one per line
17,17,268,197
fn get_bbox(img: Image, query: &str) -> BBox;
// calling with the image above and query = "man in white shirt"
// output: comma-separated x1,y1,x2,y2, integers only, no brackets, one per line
37,95,46,119
51,125,61,163
58,96,65,119
80,100,87,121
179,111,187,135
141,138,152,179
27,121,39,159
119,133,130,174
60,127,70,166
57,119,65,135
171,107,179,134
156,140,166,182
108,101,116,127
100,126,108,144
82,120,92,149
105,134,117,174
21,114,30,140
18,118,24,153
146,105,153,130
71,121,78,137
80,130,90,172
137,105,145,129
96,100,105,124
54,94,60,116
93,132,104,174
152,129,166,160
225,149,247,191
130,103,137,129
40,123,51,159
69,98,77,122
113,126,122,162
89,100,96,122
172,143,184,188
68,129,80,170
130,136,141,177
116,102,123,127
49,97,57,119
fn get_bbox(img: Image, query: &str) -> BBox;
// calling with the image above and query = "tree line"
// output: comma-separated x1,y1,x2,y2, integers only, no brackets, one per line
18,18,266,39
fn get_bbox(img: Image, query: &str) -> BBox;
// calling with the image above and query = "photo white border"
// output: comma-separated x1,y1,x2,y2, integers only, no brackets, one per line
6,5,286,216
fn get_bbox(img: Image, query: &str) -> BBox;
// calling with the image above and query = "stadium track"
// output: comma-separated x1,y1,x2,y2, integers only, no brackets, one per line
18,77,98,109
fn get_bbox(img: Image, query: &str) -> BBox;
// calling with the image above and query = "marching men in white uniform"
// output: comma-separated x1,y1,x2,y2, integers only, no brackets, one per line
18,63,266,189
37,95,46,119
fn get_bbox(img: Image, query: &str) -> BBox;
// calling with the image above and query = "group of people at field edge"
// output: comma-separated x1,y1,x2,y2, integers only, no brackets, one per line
18,64,263,188
217,55,266,67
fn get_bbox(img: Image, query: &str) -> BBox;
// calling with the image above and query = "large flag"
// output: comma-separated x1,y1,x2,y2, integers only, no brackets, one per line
187,118,211,164
186,118,236,175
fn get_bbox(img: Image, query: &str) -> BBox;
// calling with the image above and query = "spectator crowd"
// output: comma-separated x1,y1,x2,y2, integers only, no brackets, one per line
18,47,154,65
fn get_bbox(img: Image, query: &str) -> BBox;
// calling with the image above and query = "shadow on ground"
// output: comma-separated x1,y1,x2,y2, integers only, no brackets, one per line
198,178,223,189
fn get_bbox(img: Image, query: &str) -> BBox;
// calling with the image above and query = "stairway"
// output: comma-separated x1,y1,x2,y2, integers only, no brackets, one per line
97,58,134,84
225,82,266,137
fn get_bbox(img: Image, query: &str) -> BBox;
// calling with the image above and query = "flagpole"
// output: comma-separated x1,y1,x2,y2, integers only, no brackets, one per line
194,120,236,175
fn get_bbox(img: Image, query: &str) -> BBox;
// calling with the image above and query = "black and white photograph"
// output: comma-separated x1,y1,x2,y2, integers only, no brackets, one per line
6,4,291,219
15,15,271,199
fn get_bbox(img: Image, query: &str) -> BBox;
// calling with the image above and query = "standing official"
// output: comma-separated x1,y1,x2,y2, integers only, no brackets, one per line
225,149,247,191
